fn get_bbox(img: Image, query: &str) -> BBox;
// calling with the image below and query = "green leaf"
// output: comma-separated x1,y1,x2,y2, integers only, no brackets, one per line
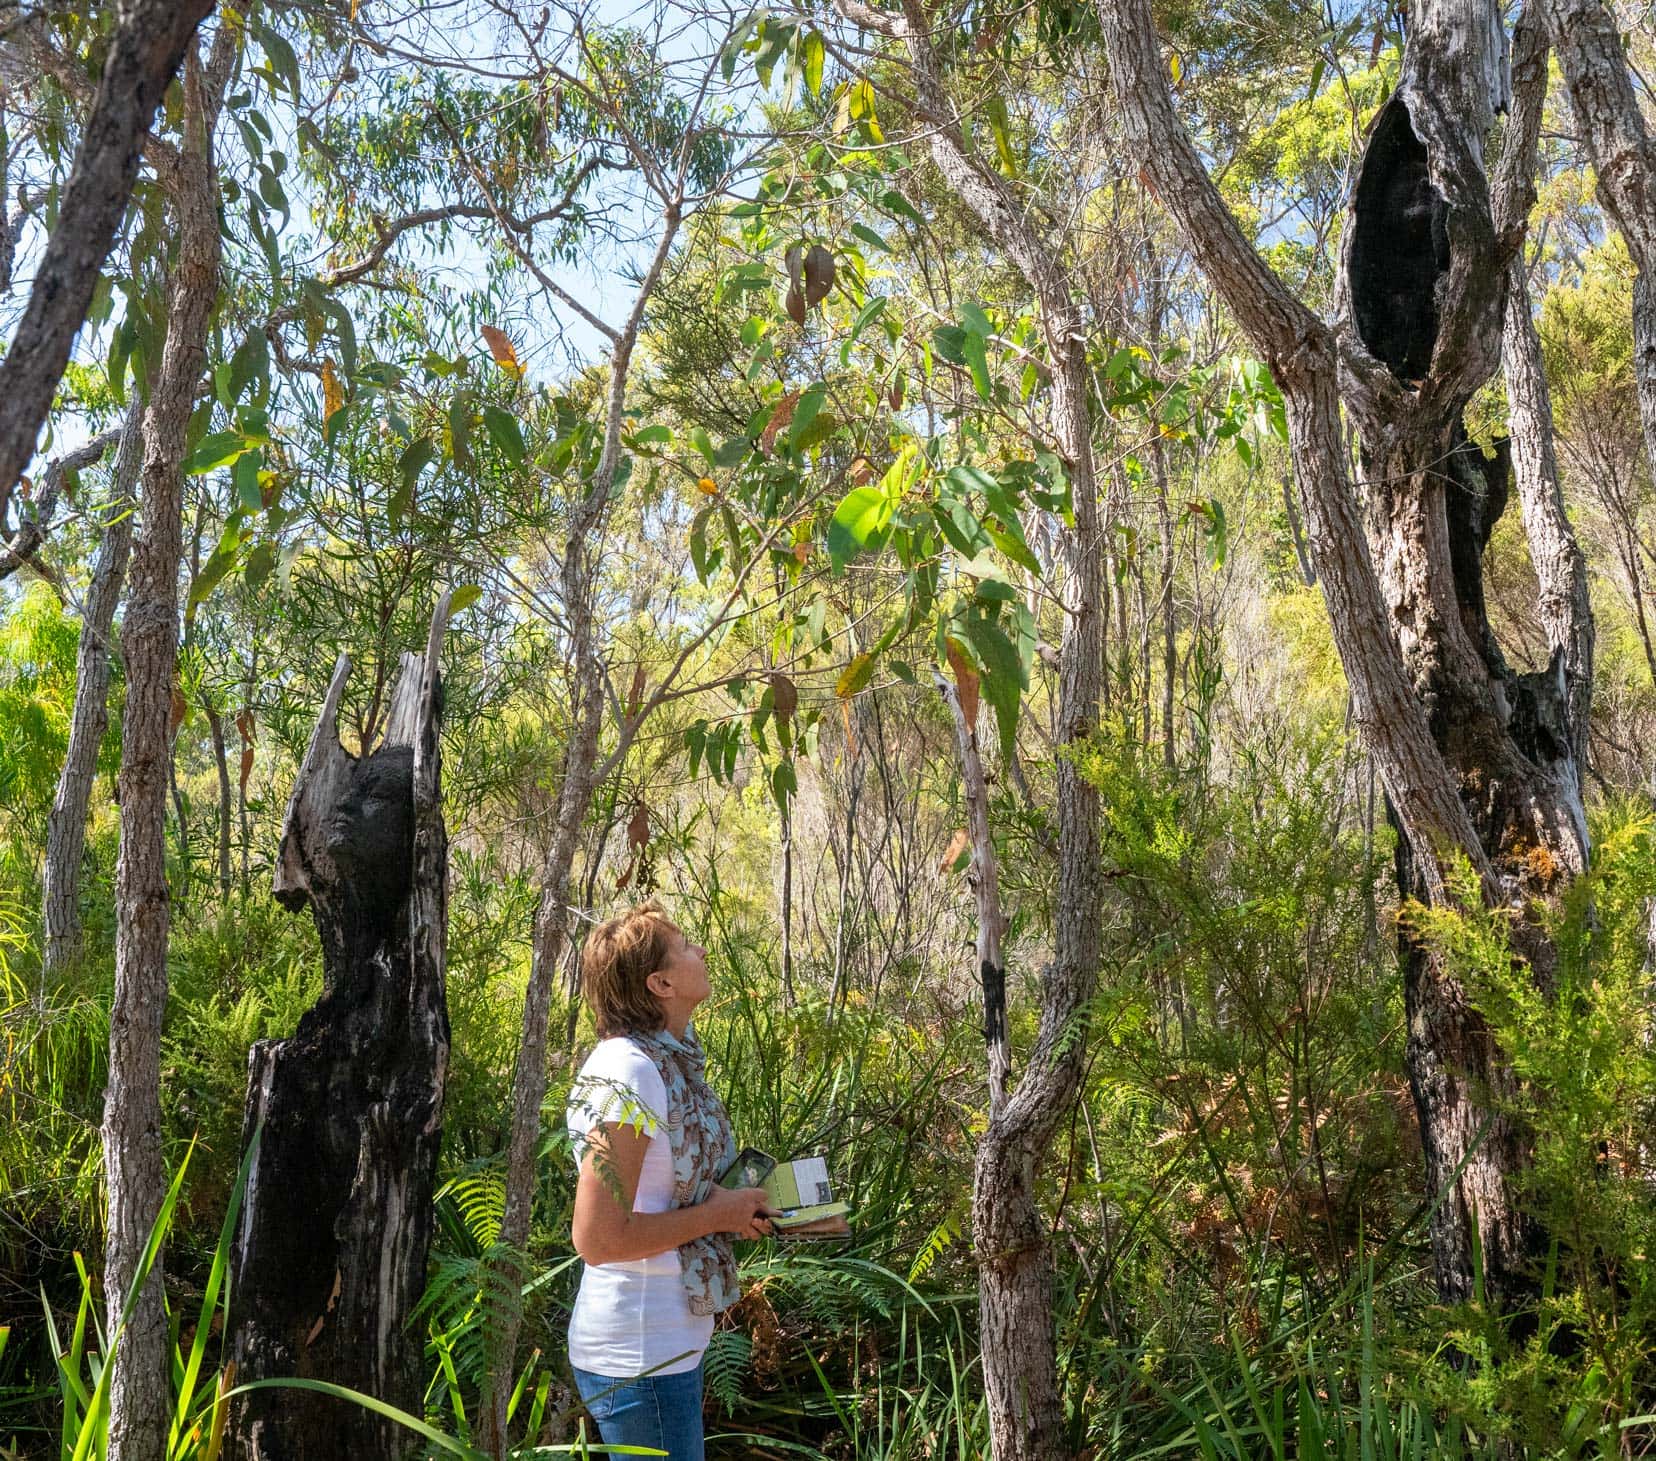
880,188,925,229
182,431,252,475
482,404,525,466
189,541,241,609
243,541,276,592
234,449,264,513
789,382,828,447
850,222,890,253
448,393,473,467
801,31,825,95
962,330,991,400
449,584,483,613
393,437,437,528
827,485,892,570
770,757,798,808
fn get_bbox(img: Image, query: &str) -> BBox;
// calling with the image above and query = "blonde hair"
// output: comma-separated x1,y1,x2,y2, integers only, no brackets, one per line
581,901,678,1038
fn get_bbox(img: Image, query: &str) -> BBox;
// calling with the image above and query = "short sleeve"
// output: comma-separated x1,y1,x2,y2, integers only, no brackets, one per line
567,1041,670,1154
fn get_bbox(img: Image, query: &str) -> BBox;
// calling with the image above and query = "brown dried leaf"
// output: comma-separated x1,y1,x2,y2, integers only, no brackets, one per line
627,802,650,850
939,827,971,875
945,638,979,730
480,324,523,377
761,390,801,455
769,671,798,725
888,373,904,410
626,663,647,718
849,455,874,485
840,696,856,760
803,244,835,307
169,683,187,737
785,285,807,327
239,746,255,796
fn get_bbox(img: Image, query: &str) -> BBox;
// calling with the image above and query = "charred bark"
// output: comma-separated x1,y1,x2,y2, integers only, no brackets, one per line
228,597,452,1461
1101,0,1592,1311
0,0,215,526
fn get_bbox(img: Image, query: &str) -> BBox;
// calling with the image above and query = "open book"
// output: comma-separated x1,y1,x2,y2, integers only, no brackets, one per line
719,1147,851,1238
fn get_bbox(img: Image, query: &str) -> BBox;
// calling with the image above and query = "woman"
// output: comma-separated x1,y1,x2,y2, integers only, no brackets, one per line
566,902,776,1460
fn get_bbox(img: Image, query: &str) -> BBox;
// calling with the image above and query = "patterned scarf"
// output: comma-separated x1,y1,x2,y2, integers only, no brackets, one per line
629,1025,740,1317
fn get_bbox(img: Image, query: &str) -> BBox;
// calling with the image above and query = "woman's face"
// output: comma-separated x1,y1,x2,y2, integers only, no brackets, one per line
655,927,711,1010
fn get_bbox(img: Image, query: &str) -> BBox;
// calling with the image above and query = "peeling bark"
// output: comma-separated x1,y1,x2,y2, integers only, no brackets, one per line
228,597,452,1461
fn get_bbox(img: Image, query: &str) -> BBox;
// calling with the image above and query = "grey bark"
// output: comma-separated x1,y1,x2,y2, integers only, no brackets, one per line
1100,0,1592,1309
0,0,215,526
1495,12,1594,771
833,1,1105,1452
104,40,228,1459
228,597,452,1461
0,425,123,581
42,407,143,976
476,200,684,1457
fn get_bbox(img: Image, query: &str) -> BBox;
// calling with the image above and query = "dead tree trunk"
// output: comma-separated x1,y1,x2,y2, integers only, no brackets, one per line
227,595,452,1461
0,0,214,525
43,406,142,976
1100,0,1592,1311
104,45,223,1459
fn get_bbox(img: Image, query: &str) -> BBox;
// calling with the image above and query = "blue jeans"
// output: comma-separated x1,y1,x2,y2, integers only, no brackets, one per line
571,1361,705,1461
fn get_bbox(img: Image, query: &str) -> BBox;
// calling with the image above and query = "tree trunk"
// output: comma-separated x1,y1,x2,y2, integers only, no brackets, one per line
43,407,142,976
0,0,214,526
476,200,683,1457
936,669,1010,1113
205,699,232,901
228,599,452,1461
1099,0,1592,1310
103,45,224,1460
829,3,1105,1451
1536,0,1656,487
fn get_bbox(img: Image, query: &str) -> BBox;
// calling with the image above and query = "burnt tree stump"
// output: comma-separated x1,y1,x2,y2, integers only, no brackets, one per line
228,595,452,1460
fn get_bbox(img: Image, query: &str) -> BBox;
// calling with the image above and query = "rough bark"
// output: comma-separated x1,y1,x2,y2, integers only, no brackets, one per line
832,1,1104,1451
43,407,143,976
104,44,224,1459
0,0,215,527
475,202,683,1457
1100,0,1591,1310
228,598,451,1461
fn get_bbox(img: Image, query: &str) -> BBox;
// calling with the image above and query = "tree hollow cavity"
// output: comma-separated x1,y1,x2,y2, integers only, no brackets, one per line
1350,95,1449,381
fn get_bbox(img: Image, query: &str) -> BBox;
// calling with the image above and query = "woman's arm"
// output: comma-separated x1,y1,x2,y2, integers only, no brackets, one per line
572,1121,777,1266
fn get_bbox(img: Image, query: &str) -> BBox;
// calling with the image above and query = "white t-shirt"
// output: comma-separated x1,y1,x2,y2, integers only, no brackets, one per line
566,1037,712,1378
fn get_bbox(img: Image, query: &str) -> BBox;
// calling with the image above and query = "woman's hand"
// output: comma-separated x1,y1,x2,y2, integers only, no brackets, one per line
703,1184,778,1239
